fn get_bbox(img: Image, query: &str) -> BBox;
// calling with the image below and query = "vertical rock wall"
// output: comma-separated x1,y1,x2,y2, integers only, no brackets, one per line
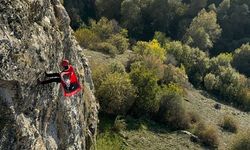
0,0,98,149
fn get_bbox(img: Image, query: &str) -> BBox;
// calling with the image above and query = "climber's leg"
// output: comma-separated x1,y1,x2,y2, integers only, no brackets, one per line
45,72,60,77
39,77,61,84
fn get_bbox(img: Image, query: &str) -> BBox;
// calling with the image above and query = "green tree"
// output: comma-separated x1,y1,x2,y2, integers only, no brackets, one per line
153,31,170,46
90,18,119,40
209,53,232,73
183,9,222,50
232,43,250,77
165,41,210,85
64,0,95,29
188,0,208,16
121,0,144,39
214,0,250,53
95,0,123,20
148,0,187,34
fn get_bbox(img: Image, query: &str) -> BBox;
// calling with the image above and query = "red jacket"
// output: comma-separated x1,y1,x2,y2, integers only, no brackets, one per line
60,65,82,96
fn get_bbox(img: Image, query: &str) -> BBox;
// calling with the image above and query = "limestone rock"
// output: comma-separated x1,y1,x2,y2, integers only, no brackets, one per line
0,0,98,149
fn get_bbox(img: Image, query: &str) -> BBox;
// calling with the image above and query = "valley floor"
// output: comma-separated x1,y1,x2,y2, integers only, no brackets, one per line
83,49,250,150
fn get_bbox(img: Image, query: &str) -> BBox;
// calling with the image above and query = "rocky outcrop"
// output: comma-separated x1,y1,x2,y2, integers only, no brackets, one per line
0,0,98,149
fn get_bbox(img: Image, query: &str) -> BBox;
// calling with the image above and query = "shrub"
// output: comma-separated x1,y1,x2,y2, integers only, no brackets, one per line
165,41,210,85
91,62,110,91
109,61,126,73
220,115,238,133
113,116,127,132
90,17,118,40
140,55,165,79
97,72,137,115
153,31,170,46
162,64,189,87
216,67,248,103
129,62,161,116
209,53,232,73
204,73,219,91
195,122,219,148
133,39,166,62
96,42,118,57
75,17,129,56
232,43,250,77
96,132,124,150
107,34,129,54
157,83,190,130
74,28,100,49
231,131,250,150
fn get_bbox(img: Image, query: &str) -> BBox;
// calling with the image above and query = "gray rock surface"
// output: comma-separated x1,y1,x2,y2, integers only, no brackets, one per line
0,0,98,149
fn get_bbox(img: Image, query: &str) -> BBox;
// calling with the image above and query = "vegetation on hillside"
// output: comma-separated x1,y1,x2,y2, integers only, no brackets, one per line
66,0,250,55
64,0,250,149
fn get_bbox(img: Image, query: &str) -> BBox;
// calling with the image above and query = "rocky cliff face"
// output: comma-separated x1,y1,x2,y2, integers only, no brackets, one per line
0,0,98,149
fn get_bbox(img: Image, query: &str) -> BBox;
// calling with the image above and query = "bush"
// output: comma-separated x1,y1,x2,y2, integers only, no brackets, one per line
90,17,118,40
232,43,250,77
129,62,161,116
74,28,100,49
107,34,129,54
165,41,210,85
97,72,137,115
91,62,110,91
216,67,248,103
157,83,190,130
133,39,166,62
195,122,219,148
231,131,250,150
162,64,189,87
220,115,238,133
153,31,170,46
209,53,232,73
96,42,118,57
96,132,124,150
113,116,127,132
204,73,219,91
75,17,129,56
109,61,126,73
140,55,165,79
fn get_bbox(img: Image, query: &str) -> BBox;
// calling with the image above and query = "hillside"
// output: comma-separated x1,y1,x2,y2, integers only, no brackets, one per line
85,49,250,150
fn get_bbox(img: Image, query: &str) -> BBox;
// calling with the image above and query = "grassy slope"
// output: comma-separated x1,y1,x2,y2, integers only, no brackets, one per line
184,89,250,149
83,49,250,150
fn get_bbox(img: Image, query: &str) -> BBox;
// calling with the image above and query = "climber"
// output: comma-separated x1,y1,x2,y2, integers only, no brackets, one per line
38,59,82,97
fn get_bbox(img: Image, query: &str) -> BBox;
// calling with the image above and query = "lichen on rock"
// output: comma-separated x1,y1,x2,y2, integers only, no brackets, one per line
0,0,98,149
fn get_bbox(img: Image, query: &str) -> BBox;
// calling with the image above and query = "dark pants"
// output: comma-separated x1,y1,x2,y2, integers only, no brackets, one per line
40,73,61,84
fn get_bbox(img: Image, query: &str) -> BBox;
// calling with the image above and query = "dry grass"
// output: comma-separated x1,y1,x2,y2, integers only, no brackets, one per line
231,130,250,150
195,122,219,148
220,115,238,133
